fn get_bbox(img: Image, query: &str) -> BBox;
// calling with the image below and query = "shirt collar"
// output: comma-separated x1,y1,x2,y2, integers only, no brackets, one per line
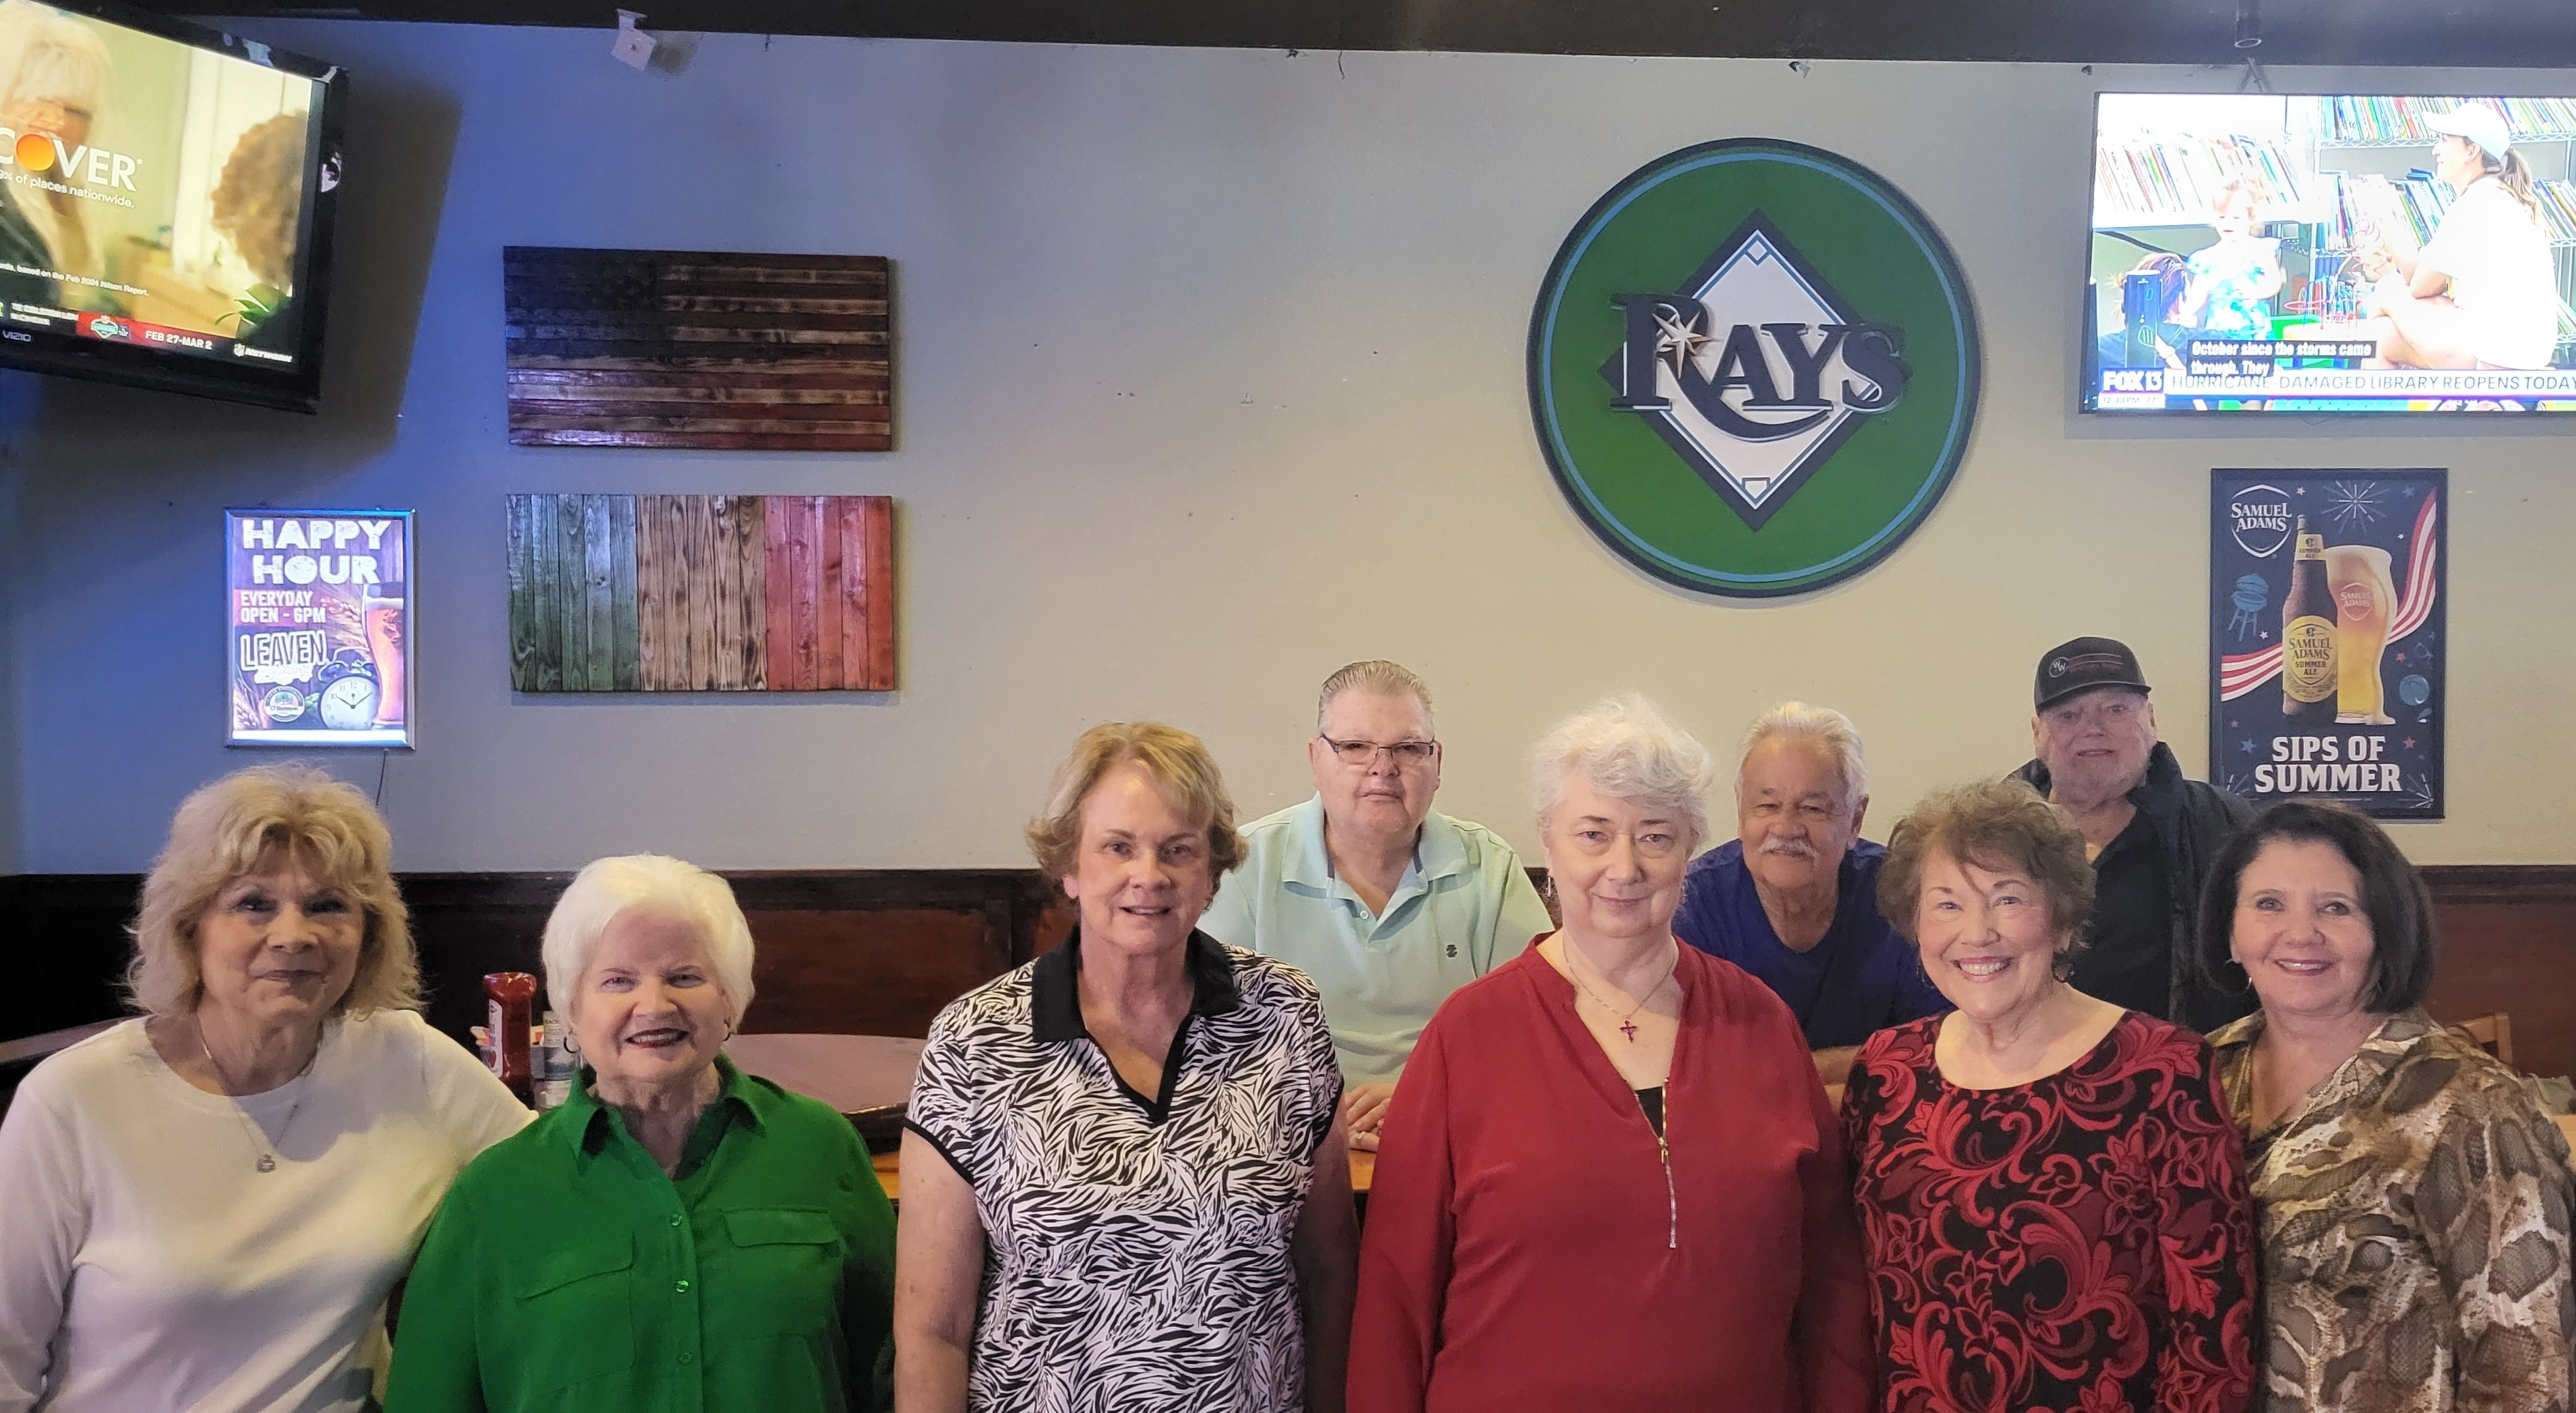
1414,810,1471,881
2206,1011,2261,1056
1283,795,1337,888
1030,927,1242,1043
2211,1007,2432,1062
562,1051,768,1163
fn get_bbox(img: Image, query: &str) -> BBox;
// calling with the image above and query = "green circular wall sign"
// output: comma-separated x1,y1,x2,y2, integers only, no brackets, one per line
1529,138,1981,597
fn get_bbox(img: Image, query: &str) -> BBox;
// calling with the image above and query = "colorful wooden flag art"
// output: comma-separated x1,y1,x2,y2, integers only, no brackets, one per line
507,494,895,693
505,247,893,451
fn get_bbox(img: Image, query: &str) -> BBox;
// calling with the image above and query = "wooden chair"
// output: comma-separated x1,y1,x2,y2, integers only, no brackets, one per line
2450,1013,2513,1069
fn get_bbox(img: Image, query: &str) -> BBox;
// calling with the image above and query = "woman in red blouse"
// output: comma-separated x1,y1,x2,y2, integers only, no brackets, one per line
1842,779,2255,1413
1348,694,1873,1413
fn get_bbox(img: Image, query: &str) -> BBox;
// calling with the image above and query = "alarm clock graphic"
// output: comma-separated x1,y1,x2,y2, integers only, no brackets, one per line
318,670,379,730
313,649,380,730
263,649,379,730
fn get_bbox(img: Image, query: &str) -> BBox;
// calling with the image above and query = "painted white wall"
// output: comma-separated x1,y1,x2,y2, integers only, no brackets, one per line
5,25,2573,874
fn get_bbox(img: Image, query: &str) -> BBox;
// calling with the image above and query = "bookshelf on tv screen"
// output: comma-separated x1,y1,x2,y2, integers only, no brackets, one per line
2084,93,2576,413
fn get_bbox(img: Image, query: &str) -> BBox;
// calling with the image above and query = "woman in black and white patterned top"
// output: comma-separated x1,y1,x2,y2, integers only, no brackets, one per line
896,722,1357,1413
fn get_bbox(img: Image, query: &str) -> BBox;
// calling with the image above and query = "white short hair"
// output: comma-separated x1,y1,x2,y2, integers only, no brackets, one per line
541,854,756,1027
1737,701,1869,814
1531,694,1717,849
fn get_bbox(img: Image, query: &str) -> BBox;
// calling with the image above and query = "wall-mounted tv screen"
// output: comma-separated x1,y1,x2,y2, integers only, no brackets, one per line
2085,93,2576,413
0,1,343,413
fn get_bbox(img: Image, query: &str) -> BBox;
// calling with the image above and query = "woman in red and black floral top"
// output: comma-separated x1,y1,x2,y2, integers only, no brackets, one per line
1842,779,2256,1413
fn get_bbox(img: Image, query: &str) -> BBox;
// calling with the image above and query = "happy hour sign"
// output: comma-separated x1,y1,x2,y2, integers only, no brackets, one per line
226,510,414,747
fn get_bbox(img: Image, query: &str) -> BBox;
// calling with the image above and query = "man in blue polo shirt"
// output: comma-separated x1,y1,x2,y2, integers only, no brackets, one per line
1673,702,1948,1084
1200,659,1553,1149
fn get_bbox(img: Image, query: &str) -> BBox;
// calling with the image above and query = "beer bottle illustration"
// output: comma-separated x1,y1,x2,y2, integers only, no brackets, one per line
2281,516,2337,722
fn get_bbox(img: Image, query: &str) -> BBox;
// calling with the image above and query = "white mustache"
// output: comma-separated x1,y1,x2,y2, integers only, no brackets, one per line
1758,837,1817,857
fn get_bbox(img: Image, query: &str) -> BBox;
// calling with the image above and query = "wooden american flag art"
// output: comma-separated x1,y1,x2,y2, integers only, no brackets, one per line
504,247,893,451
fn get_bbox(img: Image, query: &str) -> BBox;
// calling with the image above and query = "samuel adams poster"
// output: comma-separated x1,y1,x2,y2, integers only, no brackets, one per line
2211,470,2445,820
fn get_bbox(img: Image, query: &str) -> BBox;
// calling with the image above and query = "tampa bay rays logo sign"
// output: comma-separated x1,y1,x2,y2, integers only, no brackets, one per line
1602,213,1911,529
1531,140,1980,597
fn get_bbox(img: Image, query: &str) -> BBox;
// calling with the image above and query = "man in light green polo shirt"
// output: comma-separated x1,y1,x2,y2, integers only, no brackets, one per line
1201,659,1554,1150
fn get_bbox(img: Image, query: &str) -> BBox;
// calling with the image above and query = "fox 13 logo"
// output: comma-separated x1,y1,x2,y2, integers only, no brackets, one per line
1530,140,1980,597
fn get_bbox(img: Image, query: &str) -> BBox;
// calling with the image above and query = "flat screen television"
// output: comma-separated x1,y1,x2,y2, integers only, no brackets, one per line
2084,92,2576,414
0,1,343,413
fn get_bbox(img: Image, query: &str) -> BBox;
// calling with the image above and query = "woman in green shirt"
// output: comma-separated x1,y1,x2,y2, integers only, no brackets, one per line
384,854,895,1413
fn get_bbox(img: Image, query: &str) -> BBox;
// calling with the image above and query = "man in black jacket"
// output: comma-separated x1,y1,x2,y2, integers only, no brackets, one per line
2013,636,2255,1033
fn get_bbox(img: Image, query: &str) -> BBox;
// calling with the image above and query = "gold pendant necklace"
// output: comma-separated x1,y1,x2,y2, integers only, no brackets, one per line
196,1016,314,1174
1562,939,1677,1042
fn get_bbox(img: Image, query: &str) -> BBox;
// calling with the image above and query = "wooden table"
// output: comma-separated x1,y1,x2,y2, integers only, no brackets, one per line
0,1020,117,1069
723,1032,924,1116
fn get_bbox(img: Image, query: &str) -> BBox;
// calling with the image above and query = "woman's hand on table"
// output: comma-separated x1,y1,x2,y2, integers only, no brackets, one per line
1343,1083,1395,1150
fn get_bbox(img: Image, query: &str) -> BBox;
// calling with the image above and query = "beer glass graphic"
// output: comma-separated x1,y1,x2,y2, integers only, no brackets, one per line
2324,545,2396,725
363,582,406,728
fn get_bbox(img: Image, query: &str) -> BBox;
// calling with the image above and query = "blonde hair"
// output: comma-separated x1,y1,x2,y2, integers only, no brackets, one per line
211,112,306,289
0,1,109,280
1026,722,1246,881
1531,694,1718,850
127,764,418,1019
2482,147,2543,222
1316,659,1433,730
540,855,756,1028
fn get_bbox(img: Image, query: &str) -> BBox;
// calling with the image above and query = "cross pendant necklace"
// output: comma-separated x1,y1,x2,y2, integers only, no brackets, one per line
1562,940,1677,1043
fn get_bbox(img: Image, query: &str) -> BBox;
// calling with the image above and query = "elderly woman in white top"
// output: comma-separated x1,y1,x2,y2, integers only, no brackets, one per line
0,764,529,1413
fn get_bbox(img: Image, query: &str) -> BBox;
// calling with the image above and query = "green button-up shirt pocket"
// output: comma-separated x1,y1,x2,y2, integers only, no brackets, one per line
721,1208,846,1337
510,1234,638,1393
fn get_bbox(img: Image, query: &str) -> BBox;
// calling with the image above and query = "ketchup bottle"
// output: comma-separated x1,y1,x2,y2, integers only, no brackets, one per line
485,972,538,1107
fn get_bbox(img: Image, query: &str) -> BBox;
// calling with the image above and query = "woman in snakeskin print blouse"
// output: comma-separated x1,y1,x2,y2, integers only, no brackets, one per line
2200,801,2573,1413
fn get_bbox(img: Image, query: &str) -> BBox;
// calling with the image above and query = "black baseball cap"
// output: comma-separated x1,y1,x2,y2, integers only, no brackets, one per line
2034,636,2151,711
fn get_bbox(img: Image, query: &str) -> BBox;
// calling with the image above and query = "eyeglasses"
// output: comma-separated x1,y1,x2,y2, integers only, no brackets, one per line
1317,734,1440,769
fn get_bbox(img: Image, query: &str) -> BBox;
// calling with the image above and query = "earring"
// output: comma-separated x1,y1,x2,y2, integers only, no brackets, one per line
2051,951,2076,983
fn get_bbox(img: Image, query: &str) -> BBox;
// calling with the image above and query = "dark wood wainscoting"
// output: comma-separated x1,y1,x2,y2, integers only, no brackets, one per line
2420,866,2576,1082
384,870,1075,1042
8,863,2573,1084
1,870,1073,1062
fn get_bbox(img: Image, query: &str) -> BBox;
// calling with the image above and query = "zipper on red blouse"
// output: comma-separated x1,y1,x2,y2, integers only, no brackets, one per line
1656,1095,1677,1250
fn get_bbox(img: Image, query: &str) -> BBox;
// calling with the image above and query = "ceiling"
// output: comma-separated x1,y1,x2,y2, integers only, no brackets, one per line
149,0,2576,69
